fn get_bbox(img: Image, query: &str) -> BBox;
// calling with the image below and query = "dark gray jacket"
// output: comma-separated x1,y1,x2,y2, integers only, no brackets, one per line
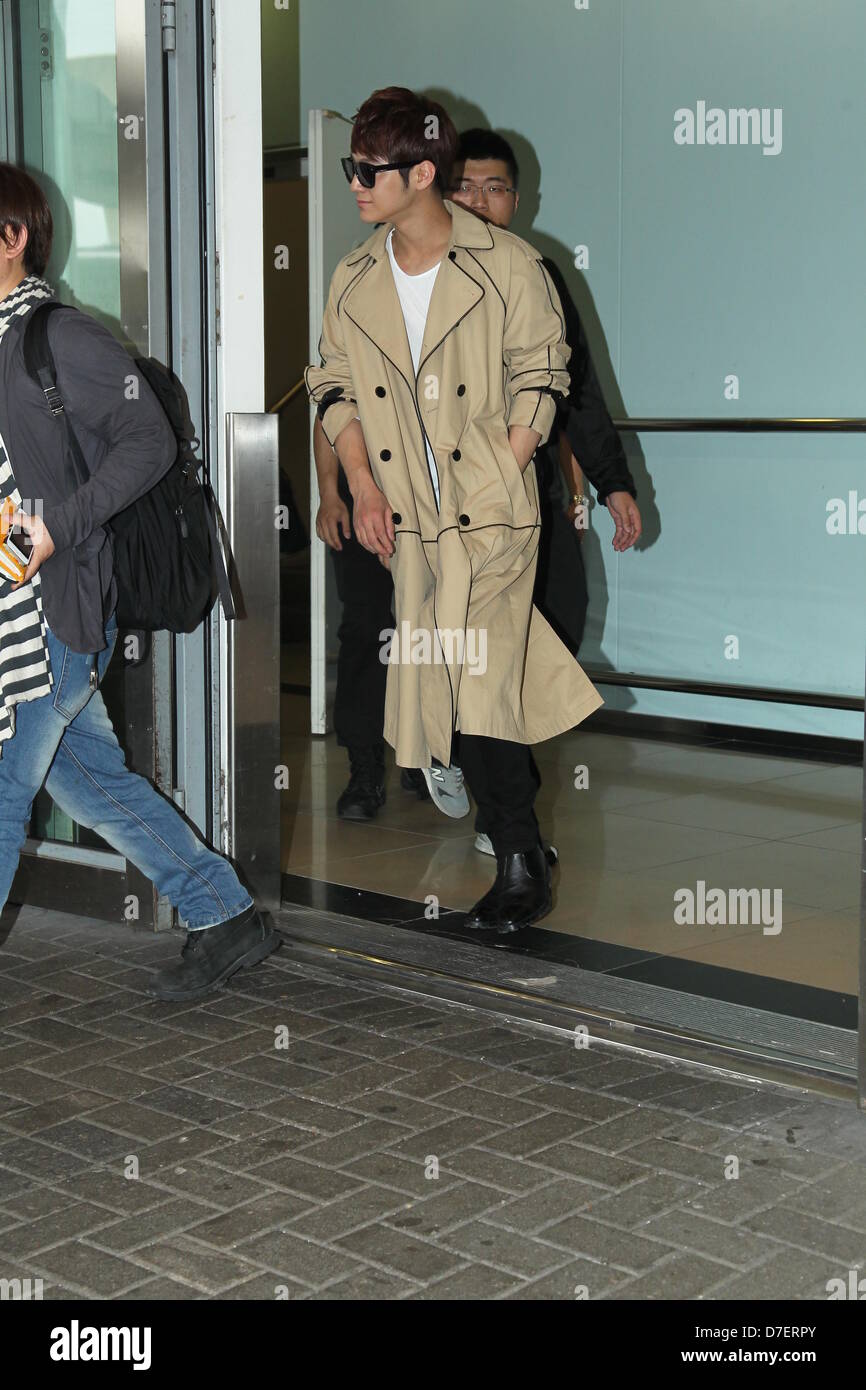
542,257,636,507
0,304,176,652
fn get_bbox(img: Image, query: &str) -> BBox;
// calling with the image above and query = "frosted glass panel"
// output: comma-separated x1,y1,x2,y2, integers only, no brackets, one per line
20,0,120,323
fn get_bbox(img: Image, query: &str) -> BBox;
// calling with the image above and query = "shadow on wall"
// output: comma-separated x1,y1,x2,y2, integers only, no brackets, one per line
27,166,129,355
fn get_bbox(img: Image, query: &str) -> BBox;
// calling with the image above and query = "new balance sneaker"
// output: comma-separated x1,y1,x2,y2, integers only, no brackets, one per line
422,761,470,819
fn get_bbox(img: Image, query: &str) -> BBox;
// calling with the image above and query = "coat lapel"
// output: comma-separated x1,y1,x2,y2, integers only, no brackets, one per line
343,248,416,386
342,201,492,385
417,253,483,373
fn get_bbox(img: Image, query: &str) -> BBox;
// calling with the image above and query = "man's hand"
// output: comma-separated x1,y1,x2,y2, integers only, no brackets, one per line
315,490,351,550
351,478,395,558
508,424,542,473
11,513,55,588
605,492,641,552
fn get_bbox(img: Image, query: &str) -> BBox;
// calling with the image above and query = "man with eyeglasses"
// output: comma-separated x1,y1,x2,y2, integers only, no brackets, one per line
306,87,602,934
449,129,642,856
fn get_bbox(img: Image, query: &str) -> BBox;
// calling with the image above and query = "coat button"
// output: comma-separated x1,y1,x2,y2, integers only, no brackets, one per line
380,449,391,461
448,250,456,261
391,512,402,525
375,386,386,397
459,513,470,526
457,384,466,396
452,449,461,461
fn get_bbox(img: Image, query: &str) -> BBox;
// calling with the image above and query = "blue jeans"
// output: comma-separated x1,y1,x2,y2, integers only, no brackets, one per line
0,613,254,929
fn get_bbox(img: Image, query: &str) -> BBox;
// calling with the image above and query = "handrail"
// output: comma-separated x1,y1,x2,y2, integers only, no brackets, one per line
612,417,866,432
268,378,305,415
272,403,866,430
583,670,863,712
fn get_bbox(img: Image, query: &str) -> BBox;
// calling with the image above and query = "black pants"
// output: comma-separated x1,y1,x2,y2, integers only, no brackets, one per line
456,732,541,857
330,470,394,749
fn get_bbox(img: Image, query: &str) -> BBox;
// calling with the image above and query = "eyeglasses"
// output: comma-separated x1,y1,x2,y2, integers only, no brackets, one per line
450,181,516,200
341,156,417,189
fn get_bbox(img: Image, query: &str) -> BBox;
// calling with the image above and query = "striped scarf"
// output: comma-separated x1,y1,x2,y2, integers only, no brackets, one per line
0,274,57,753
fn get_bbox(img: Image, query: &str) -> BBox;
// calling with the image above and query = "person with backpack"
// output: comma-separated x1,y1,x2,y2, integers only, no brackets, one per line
0,163,278,999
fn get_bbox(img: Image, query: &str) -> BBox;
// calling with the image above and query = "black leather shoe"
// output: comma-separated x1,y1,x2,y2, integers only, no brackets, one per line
148,906,281,1001
337,745,386,820
465,845,553,934
400,767,431,800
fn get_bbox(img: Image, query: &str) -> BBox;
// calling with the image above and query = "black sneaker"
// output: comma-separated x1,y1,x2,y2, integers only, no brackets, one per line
400,767,431,800
148,906,280,1002
337,745,386,820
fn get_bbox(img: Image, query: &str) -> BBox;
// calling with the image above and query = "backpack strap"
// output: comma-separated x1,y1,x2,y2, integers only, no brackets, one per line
22,301,90,491
201,480,236,621
22,303,90,575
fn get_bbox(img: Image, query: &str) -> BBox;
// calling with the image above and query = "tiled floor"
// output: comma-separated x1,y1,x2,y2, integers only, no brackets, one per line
282,691,861,994
2,904,866,1300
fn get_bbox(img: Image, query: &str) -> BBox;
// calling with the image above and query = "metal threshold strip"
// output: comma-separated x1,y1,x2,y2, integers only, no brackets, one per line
275,903,858,1103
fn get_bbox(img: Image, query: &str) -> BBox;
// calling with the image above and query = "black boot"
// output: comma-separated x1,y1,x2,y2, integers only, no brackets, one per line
400,767,430,800
148,906,280,1001
465,845,553,934
337,744,386,820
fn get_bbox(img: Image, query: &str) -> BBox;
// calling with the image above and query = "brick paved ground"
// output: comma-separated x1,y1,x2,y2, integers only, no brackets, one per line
1,904,865,1301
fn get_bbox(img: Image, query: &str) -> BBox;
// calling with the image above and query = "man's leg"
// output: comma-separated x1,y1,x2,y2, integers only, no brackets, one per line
460,735,540,856
0,632,76,912
46,692,253,928
460,734,551,933
331,469,393,819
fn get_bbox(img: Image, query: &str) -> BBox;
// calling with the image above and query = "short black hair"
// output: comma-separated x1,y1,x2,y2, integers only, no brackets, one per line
455,129,519,189
353,87,458,194
0,163,53,277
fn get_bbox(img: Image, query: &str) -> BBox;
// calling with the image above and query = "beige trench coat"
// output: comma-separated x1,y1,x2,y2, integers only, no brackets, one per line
306,199,603,768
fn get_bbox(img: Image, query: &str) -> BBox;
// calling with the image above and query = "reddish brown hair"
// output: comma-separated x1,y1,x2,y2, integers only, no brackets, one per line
352,87,458,194
0,164,53,277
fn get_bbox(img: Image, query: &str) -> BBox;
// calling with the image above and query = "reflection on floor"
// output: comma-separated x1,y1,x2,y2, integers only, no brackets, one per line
281,691,861,1000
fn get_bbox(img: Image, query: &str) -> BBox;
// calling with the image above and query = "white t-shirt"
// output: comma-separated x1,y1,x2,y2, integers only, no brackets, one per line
386,227,441,508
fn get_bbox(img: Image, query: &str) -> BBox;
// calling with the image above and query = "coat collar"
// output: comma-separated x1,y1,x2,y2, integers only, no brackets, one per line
343,201,491,386
345,199,494,265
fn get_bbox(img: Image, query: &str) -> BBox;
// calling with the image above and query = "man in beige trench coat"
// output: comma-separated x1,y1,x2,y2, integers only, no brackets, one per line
306,87,603,933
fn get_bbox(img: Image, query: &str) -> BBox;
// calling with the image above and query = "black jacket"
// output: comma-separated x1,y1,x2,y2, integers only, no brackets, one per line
542,257,635,506
0,305,176,652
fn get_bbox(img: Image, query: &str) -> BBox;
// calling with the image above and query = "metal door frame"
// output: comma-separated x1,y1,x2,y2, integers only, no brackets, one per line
207,0,280,913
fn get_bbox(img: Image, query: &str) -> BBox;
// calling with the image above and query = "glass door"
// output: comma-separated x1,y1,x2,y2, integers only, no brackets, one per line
22,0,122,854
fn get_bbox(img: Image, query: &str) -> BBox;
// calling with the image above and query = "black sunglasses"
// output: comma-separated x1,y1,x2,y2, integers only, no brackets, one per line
341,156,417,189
